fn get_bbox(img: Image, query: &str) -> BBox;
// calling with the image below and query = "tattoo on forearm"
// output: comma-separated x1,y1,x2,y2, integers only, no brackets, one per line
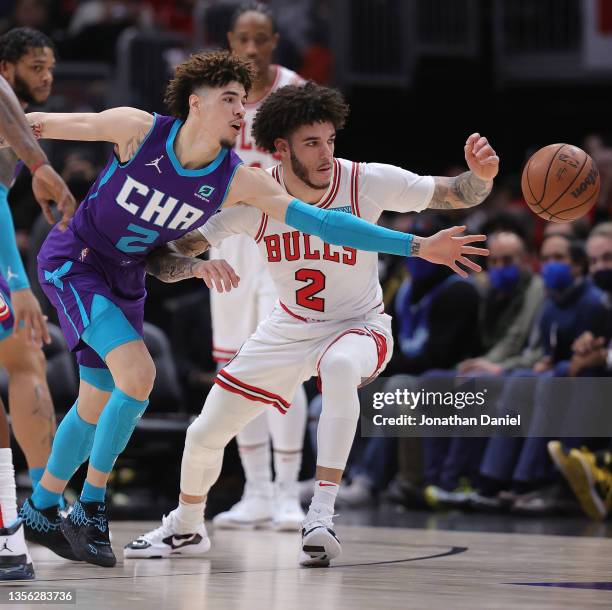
410,237,421,256
173,231,210,257
429,172,492,210
146,252,199,283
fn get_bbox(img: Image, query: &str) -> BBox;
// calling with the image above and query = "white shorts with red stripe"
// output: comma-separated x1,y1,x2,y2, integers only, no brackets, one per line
210,234,277,364
215,305,393,413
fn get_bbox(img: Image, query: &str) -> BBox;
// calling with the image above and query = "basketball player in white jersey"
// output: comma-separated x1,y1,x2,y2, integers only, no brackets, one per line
125,83,496,566
209,3,308,530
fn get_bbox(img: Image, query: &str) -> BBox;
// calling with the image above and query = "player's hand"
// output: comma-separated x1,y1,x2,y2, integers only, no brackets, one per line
10,288,51,347
417,226,489,278
192,259,240,293
31,164,77,230
465,133,499,182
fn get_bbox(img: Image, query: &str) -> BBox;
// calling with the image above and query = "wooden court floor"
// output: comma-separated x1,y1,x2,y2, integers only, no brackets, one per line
2,522,611,609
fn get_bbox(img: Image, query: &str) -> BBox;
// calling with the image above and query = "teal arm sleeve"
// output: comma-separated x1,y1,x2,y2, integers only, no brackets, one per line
285,198,414,256
0,184,30,291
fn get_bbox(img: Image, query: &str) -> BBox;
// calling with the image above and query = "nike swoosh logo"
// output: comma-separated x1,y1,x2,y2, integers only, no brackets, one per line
318,483,337,487
163,533,203,550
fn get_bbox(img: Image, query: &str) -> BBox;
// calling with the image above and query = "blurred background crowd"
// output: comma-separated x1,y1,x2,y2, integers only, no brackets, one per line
2,0,612,524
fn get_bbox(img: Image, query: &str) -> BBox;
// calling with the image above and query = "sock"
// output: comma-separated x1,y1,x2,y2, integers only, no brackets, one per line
239,442,272,487
273,450,302,486
0,449,17,526
31,483,62,510
80,480,105,504
173,499,206,533
308,480,339,516
29,467,45,491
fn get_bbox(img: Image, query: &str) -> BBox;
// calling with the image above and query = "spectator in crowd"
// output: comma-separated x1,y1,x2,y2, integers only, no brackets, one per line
470,234,608,513
337,218,481,506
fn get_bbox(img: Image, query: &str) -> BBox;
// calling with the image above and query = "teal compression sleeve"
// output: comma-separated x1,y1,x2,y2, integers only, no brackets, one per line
0,184,29,291
284,198,414,256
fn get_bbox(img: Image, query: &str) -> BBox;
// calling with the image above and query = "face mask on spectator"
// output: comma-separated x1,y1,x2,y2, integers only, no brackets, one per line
593,268,612,292
406,257,437,282
541,261,574,292
489,264,520,294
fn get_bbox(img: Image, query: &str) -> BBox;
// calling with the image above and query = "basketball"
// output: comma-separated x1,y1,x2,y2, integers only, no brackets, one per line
521,143,600,222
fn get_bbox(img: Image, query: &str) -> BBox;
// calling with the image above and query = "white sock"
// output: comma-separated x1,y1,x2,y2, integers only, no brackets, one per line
239,442,272,487
274,449,302,487
0,448,17,527
173,499,206,534
308,480,339,517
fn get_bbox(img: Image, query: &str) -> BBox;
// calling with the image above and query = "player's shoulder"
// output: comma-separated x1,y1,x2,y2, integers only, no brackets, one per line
275,65,305,89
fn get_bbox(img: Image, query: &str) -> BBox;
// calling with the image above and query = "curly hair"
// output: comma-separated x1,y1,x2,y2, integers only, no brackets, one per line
164,50,255,121
0,27,54,62
252,82,350,153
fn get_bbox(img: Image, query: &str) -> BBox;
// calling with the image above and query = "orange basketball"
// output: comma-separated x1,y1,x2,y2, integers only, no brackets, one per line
521,144,600,222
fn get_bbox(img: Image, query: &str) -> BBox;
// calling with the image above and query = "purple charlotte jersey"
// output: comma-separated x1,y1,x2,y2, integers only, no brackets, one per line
38,113,243,367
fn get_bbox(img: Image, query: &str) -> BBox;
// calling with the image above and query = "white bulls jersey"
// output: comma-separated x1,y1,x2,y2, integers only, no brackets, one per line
201,158,435,323
209,66,303,361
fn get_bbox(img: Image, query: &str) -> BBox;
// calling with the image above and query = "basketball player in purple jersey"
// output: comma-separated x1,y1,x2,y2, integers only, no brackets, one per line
18,50,484,568
0,28,76,579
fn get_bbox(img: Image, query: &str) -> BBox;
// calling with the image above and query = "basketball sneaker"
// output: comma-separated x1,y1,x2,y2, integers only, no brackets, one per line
424,483,473,509
299,506,341,568
124,510,211,559
548,440,580,480
273,482,305,531
212,482,273,530
0,520,34,580
562,448,612,521
60,500,115,567
19,498,79,561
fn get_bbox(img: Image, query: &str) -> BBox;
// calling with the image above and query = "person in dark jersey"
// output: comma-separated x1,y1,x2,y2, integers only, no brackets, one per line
18,50,487,568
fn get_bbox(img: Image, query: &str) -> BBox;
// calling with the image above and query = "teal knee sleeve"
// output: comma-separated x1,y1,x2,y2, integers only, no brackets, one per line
46,401,96,481
81,295,140,360
89,388,148,473
79,365,115,392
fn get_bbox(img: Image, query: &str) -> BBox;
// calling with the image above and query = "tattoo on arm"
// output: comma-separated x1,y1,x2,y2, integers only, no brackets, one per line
410,236,421,256
172,230,210,257
116,126,150,163
429,171,492,210
145,248,200,283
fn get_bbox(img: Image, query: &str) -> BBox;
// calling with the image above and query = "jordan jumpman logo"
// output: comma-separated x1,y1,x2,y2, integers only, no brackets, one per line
146,155,164,174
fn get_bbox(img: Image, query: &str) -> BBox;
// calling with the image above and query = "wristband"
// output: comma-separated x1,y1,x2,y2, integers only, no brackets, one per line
29,160,50,176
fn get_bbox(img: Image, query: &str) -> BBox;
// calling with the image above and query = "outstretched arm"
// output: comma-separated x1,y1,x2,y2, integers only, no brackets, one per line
428,133,499,210
224,166,489,276
27,107,154,163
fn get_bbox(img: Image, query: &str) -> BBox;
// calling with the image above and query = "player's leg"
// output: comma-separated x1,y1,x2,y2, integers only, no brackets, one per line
257,275,307,530
0,397,34,580
60,336,153,568
267,385,307,530
212,413,274,529
0,333,55,493
300,330,386,567
21,361,111,562
124,383,268,559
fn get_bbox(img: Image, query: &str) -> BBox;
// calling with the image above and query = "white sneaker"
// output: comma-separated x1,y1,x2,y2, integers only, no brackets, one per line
0,520,34,580
212,482,273,530
123,511,210,559
273,482,305,531
299,506,341,568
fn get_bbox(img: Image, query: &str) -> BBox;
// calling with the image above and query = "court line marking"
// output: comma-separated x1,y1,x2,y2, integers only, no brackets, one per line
21,545,468,583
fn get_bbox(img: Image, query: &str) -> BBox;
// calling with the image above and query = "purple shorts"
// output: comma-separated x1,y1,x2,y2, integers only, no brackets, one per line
38,225,146,369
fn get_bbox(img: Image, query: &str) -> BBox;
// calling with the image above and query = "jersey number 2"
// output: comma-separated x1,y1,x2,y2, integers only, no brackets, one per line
295,269,325,312
116,223,160,253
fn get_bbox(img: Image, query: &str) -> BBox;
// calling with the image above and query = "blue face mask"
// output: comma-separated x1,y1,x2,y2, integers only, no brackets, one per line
541,261,574,292
489,264,520,294
406,257,437,282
